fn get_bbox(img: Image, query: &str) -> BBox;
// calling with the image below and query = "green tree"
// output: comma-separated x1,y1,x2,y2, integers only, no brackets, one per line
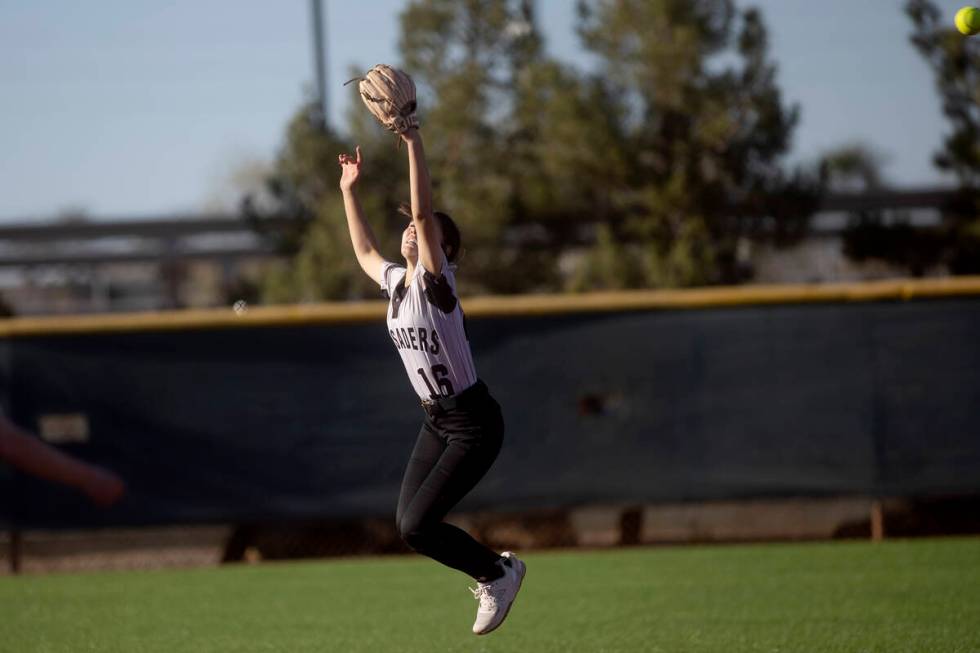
508,36,633,291
907,1,980,186
905,0,980,274
573,0,820,288
821,143,889,192
244,105,354,302
398,0,569,293
245,98,411,302
820,142,945,277
254,1,817,300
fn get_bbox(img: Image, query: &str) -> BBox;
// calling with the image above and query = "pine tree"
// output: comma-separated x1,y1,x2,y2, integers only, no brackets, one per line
905,0,980,274
574,0,819,287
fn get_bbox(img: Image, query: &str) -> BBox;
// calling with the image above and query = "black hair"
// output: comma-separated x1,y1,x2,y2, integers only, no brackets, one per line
398,203,463,264
434,211,461,264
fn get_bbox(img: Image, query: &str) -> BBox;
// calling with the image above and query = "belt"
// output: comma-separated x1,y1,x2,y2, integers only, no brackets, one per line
420,380,486,416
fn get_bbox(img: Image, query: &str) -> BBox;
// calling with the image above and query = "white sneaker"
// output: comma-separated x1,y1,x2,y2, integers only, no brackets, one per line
470,551,526,635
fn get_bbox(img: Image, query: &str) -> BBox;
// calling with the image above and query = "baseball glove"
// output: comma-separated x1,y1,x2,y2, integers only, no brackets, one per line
346,64,419,134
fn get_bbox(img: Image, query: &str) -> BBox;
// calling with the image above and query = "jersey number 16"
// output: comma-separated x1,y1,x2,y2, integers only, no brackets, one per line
417,364,455,398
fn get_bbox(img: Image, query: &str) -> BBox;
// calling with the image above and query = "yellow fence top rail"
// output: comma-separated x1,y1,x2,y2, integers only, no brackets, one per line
2,276,980,337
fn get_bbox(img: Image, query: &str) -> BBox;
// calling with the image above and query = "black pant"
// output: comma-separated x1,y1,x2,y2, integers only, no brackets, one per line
395,380,504,582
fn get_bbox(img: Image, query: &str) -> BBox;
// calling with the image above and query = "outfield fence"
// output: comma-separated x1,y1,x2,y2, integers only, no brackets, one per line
2,277,980,571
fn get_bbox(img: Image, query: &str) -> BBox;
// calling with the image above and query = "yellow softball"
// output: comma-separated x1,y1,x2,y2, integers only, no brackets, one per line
955,6,980,35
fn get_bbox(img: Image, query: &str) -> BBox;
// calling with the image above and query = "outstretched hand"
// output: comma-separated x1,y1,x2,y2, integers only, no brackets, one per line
81,465,127,507
338,146,362,191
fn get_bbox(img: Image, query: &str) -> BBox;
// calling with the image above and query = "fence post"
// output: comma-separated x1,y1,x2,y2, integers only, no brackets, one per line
870,499,884,541
10,529,21,574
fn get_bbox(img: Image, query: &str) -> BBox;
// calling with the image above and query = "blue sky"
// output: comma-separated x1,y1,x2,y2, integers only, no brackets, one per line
0,0,962,222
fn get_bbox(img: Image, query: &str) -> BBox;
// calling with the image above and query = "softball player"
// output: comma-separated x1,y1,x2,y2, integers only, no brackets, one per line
338,127,525,636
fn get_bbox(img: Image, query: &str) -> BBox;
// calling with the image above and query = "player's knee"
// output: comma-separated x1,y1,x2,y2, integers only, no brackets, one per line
401,529,427,552
397,515,428,550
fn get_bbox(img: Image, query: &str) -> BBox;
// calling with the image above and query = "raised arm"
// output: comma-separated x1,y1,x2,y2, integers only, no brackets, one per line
339,146,386,285
401,128,443,276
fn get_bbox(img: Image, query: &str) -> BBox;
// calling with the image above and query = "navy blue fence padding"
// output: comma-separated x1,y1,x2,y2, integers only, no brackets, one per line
1,297,978,529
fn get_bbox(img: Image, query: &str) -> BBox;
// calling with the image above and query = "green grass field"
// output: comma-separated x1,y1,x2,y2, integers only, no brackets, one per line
3,537,979,652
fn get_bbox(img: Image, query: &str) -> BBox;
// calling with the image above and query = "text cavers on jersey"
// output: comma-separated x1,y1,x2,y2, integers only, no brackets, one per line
389,326,441,354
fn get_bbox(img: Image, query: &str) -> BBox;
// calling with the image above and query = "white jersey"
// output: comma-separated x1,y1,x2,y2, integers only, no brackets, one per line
379,254,478,401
